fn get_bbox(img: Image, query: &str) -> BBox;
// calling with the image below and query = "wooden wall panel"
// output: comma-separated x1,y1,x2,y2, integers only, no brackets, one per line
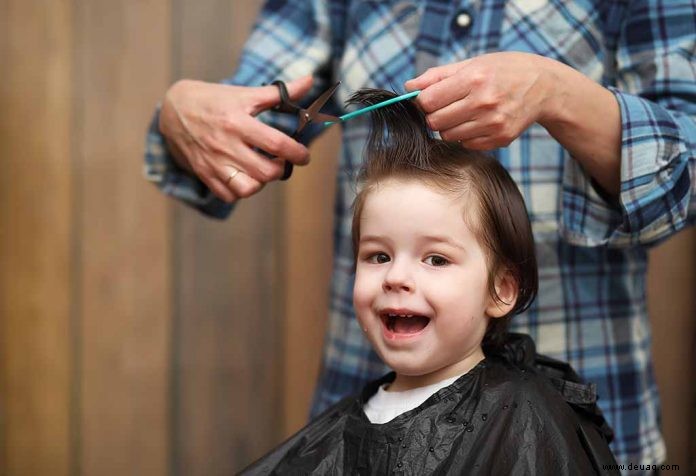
0,1,74,475
284,130,339,435
171,1,285,473
648,228,696,472
75,1,172,475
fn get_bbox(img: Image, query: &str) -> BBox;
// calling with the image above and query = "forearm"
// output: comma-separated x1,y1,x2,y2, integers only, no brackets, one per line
539,59,622,196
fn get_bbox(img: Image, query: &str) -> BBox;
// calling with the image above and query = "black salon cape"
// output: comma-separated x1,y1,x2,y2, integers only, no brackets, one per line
240,334,619,475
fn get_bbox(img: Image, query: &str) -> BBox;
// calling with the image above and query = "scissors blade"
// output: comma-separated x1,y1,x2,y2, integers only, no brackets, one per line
307,81,341,117
313,112,341,123
297,81,342,132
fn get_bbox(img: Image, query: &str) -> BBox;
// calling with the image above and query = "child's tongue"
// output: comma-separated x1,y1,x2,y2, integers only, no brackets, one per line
390,315,429,333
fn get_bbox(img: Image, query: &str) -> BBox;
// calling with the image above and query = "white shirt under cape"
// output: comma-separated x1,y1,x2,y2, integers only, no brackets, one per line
363,374,462,424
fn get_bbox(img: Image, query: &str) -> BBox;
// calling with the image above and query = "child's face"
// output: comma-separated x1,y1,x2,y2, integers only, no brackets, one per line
353,178,500,387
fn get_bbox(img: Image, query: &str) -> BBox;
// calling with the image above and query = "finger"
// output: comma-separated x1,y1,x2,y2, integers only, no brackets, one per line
227,141,285,183
218,164,265,199
425,96,474,131
185,151,234,202
251,75,314,113
441,112,519,148
206,175,238,203
404,61,468,91
439,120,492,143
238,115,310,165
417,72,472,114
459,135,498,151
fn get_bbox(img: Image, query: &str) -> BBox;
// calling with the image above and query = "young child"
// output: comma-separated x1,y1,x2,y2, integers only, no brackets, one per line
241,90,618,475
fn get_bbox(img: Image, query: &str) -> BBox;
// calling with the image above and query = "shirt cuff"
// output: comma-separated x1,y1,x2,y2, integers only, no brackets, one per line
560,90,693,247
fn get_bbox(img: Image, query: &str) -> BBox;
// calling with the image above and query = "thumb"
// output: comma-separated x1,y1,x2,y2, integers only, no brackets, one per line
252,75,314,112
405,62,464,91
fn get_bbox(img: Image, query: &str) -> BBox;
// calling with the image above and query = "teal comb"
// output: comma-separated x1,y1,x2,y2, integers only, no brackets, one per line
323,90,420,127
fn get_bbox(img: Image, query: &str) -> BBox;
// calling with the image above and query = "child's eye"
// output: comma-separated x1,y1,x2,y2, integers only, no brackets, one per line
425,255,450,267
367,252,391,264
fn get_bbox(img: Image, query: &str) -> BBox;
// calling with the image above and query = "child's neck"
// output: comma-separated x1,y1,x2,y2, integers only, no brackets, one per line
388,347,485,392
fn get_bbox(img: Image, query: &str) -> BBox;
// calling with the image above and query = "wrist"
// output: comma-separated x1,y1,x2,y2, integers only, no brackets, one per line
160,81,197,173
535,56,570,128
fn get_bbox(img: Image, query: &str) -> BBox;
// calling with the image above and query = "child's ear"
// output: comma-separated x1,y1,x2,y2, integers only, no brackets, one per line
485,270,519,318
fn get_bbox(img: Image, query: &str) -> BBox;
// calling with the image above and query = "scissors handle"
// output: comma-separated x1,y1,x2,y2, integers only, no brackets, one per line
271,80,299,114
281,129,300,180
265,81,296,180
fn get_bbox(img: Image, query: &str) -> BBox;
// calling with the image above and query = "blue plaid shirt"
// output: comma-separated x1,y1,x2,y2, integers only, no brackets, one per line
145,0,696,471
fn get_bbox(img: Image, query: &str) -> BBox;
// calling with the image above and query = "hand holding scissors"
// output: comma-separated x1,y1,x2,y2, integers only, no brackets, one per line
159,76,314,203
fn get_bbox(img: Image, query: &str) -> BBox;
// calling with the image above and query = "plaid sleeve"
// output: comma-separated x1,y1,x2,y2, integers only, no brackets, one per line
560,0,696,247
143,0,339,218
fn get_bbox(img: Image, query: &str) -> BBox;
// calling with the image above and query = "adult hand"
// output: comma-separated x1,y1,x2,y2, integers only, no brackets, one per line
405,52,561,150
159,76,313,203
406,52,622,195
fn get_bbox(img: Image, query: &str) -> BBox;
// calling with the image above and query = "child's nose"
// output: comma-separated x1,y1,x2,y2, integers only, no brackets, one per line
382,262,415,293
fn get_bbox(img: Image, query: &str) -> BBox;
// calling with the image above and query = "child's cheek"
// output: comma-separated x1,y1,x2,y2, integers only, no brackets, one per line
352,270,372,313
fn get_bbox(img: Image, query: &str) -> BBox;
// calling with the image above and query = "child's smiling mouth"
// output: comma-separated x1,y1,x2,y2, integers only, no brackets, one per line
378,308,431,340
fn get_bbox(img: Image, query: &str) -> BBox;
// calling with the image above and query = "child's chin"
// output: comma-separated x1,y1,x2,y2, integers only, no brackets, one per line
385,359,429,377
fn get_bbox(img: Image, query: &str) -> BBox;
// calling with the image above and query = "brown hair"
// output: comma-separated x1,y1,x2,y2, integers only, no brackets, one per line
349,89,538,353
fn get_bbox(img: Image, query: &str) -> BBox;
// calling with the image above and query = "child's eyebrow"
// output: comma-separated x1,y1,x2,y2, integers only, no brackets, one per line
419,235,467,251
359,234,466,251
359,235,389,244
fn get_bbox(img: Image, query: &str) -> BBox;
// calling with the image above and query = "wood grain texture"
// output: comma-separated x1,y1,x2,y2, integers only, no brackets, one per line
171,1,285,474
75,1,172,475
0,1,74,474
647,228,696,472
283,129,339,436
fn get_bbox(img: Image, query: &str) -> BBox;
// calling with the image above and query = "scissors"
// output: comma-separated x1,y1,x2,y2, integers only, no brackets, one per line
271,80,341,180
270,80,420,180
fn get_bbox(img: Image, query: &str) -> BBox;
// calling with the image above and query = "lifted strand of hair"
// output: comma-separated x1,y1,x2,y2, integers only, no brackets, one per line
346,89,434,176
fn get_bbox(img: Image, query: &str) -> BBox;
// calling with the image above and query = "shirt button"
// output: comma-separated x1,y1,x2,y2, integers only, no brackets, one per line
455,11,472,29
